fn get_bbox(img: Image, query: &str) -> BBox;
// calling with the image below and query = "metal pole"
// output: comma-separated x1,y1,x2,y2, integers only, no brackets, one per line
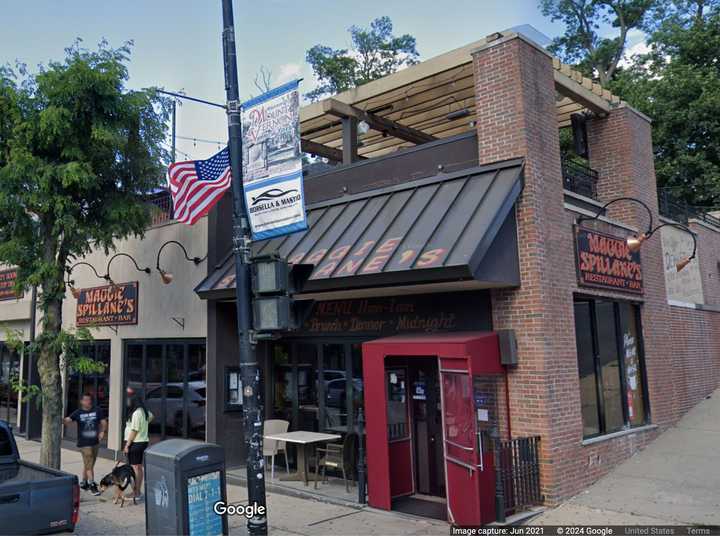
171,100,177,163
220,1,267,535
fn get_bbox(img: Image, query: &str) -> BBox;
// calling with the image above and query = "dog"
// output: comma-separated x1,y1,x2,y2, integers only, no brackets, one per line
99,463,136,507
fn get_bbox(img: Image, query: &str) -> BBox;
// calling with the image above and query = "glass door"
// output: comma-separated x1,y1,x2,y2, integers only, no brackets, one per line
0,343,20,425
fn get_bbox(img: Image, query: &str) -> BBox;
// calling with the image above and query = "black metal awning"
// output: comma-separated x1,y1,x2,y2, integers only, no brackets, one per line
196,158,524,299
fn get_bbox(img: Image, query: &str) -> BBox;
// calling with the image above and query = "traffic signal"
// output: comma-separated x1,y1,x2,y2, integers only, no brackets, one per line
250,255,313,333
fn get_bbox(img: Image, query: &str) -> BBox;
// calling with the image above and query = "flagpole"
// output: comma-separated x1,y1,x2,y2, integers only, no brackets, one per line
220,1,268,535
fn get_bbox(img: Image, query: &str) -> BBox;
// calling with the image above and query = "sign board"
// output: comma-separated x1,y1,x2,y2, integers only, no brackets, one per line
186,471,223,536
241,80,307,240
0,269,21,301
75,282,138,327
301,291,493,336
660,224,704,304
575,227,643,294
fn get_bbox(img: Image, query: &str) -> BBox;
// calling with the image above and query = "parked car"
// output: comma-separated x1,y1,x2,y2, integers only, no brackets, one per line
145,381,206,436
0,420,79,534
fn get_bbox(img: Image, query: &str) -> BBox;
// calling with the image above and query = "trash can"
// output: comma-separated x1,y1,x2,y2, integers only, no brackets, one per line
144,439,228,536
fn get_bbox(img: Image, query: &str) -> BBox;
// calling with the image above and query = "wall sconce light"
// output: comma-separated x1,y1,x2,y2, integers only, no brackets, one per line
577,196,697,271
155,240,207,285
105,253,152,290
66,261,107,298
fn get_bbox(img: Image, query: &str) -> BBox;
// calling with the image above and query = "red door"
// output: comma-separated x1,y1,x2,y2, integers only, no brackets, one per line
440,369,483,526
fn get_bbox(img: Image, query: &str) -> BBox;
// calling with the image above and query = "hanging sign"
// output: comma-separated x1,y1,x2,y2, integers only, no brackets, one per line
76,282,139,327
0,269,21,301
575,226,643,294
241,80,306,240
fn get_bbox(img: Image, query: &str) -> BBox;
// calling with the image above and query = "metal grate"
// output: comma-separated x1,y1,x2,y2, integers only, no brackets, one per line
562,158,599,200
148,191,174,226
658,188,720,228
494,436,542,521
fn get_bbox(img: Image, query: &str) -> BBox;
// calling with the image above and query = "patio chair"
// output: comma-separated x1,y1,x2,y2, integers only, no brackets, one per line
313,432,358,493
263,419,290,480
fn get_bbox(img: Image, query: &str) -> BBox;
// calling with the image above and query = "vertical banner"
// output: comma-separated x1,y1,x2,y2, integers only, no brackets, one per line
241,80,307,240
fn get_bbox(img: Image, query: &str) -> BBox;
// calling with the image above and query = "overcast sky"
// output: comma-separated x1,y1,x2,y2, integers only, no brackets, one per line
1,1,644,162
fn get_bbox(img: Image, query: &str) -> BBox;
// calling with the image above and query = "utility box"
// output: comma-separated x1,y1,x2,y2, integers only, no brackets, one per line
144,439,228,536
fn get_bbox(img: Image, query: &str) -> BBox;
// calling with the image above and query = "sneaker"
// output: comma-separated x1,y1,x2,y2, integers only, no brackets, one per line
80,480,89,491
89,482,101,496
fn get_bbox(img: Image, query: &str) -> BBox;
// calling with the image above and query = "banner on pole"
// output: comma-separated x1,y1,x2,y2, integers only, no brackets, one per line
241,80,307,240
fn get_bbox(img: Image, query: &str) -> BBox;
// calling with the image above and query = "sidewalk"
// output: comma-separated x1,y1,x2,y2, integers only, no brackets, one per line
16,437,448,536
531,388,720,526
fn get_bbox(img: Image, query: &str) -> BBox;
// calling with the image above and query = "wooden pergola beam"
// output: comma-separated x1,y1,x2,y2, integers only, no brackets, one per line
300,138,366,162
322,98,437,146
554,71,611,116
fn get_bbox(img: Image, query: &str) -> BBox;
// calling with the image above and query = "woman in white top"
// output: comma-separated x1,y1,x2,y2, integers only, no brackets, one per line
123,387,153,500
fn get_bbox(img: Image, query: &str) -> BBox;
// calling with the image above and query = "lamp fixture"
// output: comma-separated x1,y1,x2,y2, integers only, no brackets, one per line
446,108,470,121
577,196,697,271
104,253,152,289
65,261,107,299
155,240,207,285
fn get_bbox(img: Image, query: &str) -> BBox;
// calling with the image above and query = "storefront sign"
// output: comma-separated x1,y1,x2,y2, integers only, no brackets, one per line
75,282,139,327
660,223,704,304
242,80,306,240
575,227,643,294
0,269,21,301
301,292,492,336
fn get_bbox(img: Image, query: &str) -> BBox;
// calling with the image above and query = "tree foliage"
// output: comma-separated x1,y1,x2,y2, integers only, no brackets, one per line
306,16,419,101
0,40,170,467
609,2,720,204
540,0,656,84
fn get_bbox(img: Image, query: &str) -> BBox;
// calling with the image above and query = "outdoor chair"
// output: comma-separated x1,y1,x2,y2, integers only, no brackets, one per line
313,432,358,493
263,419,290,480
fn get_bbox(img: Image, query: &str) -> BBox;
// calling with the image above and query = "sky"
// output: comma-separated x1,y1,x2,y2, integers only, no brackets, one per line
0,0,644,162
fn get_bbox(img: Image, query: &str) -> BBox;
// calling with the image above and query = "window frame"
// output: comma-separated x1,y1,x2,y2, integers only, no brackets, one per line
573,295,651,439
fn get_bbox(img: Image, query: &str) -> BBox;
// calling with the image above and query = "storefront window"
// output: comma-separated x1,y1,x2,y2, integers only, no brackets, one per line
64,341,110,445
123,339,206,443
0,343,20,425
323,344,347,433
573,297,649,438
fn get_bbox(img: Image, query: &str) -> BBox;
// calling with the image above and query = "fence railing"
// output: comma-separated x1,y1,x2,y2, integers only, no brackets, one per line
658,189,720,228
562,158,599,200
147,192,174,226
494,435,542,522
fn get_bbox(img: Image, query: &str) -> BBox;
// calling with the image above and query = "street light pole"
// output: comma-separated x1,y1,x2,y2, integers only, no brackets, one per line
220,1,268,535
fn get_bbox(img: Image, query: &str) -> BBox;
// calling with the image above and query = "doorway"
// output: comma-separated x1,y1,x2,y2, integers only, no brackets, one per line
386,357,447,520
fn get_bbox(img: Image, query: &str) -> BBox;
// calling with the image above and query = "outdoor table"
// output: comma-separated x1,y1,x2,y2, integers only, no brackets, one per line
263,431,341,486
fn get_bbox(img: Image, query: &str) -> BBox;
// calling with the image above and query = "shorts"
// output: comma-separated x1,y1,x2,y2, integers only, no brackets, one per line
127,441,148,465
80,445,99,471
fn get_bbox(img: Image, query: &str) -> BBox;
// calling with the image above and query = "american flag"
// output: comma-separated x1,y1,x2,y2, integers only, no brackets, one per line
167,147,232,225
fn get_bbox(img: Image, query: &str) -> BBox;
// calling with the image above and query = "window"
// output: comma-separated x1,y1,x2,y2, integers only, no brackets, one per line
123,339,206,442
573,297,649,438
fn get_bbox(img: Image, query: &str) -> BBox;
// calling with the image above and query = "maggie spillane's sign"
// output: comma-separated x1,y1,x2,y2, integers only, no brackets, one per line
575,227,643,294
0,268,21,301
76,282,139,327
241,79,307,241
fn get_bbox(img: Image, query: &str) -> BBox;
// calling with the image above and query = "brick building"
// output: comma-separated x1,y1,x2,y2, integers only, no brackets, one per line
3,28,719,527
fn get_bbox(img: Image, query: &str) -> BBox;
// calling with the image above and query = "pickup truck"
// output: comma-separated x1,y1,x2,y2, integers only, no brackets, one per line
0,420,79,534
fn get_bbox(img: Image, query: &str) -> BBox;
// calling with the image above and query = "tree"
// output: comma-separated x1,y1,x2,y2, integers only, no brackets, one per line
540,0,657,84
0,40,169,468
306,16,419,101
609,3,720,205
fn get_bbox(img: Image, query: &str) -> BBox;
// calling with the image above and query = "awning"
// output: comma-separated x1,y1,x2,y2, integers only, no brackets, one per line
195,158,524,299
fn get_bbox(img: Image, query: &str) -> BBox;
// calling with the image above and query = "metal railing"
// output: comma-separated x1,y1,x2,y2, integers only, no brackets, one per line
494,435,542,522
658,189,720,228
147,191,174,226
562,158,599,200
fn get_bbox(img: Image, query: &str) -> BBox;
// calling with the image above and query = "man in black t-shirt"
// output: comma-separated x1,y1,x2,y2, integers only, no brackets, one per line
64,394,107,495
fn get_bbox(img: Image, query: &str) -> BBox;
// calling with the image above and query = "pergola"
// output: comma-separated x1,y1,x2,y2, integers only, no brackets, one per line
299,31,622,163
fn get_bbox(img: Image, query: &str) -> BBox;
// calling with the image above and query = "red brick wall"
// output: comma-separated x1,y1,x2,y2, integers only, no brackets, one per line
689,222,720,306
473,35,581,503
668,305,720,418
472,34,720,505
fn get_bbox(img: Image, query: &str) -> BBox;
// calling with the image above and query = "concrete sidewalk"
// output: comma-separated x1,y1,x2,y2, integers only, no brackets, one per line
16,437,448,536
532,388,720,526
